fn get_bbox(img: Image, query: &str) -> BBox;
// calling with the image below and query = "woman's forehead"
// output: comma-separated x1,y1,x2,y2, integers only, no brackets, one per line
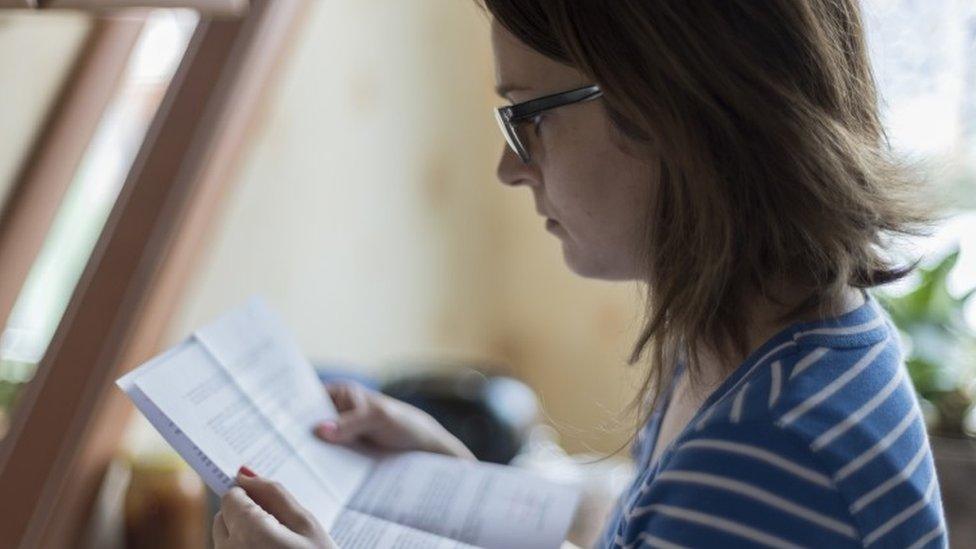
491,21,587,99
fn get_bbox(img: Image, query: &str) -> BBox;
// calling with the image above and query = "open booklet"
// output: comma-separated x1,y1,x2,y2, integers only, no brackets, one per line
116,298,579,549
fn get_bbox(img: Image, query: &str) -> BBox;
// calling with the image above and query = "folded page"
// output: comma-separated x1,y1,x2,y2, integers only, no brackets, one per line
348,452,579,549
121,340,344,527
118,343,235,493
193,298,375,503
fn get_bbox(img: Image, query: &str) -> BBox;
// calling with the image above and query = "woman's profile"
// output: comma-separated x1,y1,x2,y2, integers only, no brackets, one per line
212,2,947,547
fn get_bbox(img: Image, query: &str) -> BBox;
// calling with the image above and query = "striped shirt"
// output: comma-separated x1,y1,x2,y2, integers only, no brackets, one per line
600,293,947,548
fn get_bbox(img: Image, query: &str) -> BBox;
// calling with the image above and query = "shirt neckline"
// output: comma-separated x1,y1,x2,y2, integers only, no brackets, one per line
645,290,885,468
697,290,884,415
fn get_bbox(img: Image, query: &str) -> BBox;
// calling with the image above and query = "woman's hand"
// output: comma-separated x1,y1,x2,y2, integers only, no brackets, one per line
213,468,337,549
315,383,475,460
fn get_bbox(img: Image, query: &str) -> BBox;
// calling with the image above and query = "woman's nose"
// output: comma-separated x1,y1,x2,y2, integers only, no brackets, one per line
495,145,539,187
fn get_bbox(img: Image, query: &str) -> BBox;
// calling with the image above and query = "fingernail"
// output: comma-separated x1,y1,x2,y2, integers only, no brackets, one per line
238,465,257,478
315,421,338,437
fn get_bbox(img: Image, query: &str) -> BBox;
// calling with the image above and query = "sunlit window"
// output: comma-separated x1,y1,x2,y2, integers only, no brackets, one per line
0,9,198,436
863,1,976,299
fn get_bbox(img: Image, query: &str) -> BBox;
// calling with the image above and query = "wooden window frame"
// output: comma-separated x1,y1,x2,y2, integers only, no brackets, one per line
2,0,248,16
0,1,38,9
0,1,308,546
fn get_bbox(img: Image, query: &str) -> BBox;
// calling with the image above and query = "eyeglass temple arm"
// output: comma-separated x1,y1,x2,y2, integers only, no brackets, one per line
507,85,602,122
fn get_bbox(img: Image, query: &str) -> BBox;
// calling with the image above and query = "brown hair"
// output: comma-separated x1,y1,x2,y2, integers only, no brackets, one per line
480,2,931,423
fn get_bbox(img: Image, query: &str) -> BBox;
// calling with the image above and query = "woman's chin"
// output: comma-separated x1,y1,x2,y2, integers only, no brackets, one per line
563,248,609,280
562,247,624,281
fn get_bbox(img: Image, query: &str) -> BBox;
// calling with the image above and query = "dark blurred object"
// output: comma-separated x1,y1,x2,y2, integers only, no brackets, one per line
382,367,539,464
124,454,206,549
930,436,976,549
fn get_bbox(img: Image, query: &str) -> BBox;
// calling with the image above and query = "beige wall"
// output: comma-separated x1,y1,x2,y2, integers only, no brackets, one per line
173,0,642,454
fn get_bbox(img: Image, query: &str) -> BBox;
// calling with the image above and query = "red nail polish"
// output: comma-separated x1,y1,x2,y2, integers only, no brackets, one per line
238,465,257,478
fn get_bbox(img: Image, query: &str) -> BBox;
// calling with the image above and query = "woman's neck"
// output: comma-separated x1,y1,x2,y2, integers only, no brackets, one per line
745,284,864,350
688,284,865,398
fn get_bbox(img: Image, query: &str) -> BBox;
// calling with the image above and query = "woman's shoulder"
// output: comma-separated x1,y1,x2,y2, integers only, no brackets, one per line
621,386,943,548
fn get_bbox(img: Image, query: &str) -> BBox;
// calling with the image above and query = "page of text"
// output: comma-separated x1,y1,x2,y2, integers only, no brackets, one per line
348,452,579,549
330,509,478,549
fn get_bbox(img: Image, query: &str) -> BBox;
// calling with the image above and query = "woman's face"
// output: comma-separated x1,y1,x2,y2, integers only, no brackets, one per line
491,21,655,281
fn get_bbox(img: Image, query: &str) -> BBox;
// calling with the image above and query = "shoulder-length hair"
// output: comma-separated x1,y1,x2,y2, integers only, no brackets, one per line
480,1,932,422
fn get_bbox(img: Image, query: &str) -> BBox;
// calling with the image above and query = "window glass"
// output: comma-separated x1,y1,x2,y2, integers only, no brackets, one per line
863,1,976,301
0,9,198,438
0,11,92,211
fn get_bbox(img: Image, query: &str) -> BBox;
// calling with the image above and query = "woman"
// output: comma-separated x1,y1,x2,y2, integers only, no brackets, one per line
213,2,948,547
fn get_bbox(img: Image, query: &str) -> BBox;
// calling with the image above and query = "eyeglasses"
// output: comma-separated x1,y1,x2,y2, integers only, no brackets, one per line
494,84,603,163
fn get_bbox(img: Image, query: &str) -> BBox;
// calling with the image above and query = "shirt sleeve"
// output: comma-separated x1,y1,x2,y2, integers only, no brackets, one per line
618,420,862,548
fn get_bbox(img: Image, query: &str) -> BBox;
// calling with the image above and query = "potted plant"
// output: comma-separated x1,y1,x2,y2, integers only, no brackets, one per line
879,249,976,437
878,247,976,543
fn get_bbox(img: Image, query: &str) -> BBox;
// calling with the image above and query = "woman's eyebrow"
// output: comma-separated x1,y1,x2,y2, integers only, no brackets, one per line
494,83,531,98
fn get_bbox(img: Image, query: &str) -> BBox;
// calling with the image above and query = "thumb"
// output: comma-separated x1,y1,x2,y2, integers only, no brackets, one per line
234,467,317,535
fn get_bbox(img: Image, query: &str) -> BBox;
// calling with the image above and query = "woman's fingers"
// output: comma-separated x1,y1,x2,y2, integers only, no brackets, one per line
326,383,366,413
319,383,384,444
212,511,230,547
316,406,380,443
217,468,336,548
234,468,317,535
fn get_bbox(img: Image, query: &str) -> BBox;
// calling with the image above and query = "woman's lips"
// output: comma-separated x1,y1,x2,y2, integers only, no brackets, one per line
545,218,562,233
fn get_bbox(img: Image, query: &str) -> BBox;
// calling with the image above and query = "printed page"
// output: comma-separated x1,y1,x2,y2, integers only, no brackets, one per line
120,340,344,527
118,343,235,494
330,509,478,549
193,298,375,503
347,452,579,549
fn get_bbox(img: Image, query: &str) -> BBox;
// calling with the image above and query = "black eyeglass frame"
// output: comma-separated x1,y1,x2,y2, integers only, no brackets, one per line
494,84,603,163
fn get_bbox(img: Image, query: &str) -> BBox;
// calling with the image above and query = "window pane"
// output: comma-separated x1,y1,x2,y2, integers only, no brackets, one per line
0,9,198,438
863,1,976,317
0,11,92,211
862,0,976,201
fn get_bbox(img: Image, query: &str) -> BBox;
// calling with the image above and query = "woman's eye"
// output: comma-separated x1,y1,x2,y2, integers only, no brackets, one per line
530,114,545,134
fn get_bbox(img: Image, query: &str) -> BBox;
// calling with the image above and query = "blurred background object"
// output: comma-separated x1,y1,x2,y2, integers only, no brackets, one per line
122,453,206,549
879,248,976,439
381,364,539,464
